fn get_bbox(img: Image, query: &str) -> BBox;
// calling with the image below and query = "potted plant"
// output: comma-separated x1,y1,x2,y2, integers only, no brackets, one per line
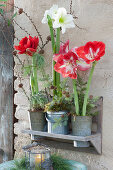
44,81,73,134
54,41,105,146
15,36,49,132
42,5,75,134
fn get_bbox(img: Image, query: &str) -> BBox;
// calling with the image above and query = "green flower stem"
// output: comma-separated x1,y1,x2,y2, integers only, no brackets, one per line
47,15,57,96
49,26,55,53
49,25,57,96
73,79,79,115
82,61,97,116
56,28,60,53
30,74,35,96
32,54,38,94
56,28,61,95
30,73,36,108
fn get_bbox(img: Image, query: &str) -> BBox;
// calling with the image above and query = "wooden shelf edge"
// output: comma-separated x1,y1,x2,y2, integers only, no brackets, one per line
22,130,101,142
22,130,102,154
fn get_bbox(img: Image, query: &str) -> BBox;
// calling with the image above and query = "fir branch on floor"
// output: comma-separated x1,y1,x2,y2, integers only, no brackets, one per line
9,157,28,170
10,154,72,170
51,154,71,170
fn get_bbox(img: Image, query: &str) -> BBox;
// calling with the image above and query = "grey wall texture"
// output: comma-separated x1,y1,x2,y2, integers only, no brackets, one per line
14,0,113,169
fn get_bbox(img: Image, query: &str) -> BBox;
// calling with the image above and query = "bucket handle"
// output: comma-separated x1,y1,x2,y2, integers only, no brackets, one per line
45,112,55,123
45,112,68,123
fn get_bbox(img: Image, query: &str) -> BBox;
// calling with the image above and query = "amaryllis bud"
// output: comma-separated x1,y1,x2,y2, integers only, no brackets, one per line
50,85,54,89
46,35,51,41
67,113,71,116
18,8,23,14
61,114,64,118
50,85,57,90
62,91,67,94
54,86,57,90
13,51,17,56
39,49,44,54
66,94,70,98
18,83,23,88
89,95,93,99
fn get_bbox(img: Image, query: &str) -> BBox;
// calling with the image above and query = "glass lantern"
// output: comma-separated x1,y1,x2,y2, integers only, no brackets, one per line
23,142,52,170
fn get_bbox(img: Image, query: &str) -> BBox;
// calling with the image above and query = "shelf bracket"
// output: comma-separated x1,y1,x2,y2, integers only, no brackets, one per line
90,134,102,154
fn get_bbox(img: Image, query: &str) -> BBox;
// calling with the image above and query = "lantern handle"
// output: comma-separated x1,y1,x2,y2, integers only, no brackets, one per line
22,142,50,150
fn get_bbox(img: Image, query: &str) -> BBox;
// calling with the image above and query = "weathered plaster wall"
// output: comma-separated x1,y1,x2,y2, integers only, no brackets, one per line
14,0,113,169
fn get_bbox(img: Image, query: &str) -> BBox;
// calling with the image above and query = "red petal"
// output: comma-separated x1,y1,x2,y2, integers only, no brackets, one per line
29,36,39,49
84,41,105,62
59,40,69,54
26,39,31,48
27,48,36,52
77,58,91,71
54,51,78,79
18,50,26,54
14,45,26,53
19,37,28,46
53,54,61,62
33,36,39,48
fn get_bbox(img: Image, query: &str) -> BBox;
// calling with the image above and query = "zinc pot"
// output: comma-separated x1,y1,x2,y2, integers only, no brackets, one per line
28,110,45,131
71,116,92,147
46,111,68,134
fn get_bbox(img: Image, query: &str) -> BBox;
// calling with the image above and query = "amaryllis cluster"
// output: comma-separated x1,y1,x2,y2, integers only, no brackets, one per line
54,41,105,79
42,4,75,34
15,36,39,56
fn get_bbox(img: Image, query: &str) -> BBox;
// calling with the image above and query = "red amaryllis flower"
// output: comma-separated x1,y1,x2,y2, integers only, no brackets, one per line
71,47,91,71
54,51,78,79
76,58,92,71
76,41,105,64
53,40,69,62
15,36,39,56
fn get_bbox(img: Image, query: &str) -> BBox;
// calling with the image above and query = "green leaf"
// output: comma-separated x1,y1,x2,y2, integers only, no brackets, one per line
22,65,32,76
0,4,6,7
12,12,17,19
35,53,45,70
47,15,53,27
0,8,3,14
0,0,8,1
8,19,11,26
7,12,17,26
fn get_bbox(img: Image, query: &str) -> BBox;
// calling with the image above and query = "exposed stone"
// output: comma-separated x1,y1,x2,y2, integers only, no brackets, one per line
15,106,29,121
14,92,30,107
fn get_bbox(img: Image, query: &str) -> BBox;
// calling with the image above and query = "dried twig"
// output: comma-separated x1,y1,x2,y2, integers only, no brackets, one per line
70,0,73,14
13,19,30,36
7,2,44,48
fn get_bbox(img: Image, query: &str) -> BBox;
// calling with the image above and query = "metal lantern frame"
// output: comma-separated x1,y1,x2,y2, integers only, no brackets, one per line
22,142,52,170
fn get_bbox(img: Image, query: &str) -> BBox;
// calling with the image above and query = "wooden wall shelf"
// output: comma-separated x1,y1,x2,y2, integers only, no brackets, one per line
22,130,102,154
22,97,103,155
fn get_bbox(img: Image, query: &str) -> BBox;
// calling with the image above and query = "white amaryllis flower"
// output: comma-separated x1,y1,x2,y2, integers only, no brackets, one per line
42,4,58,24
53,7,75,34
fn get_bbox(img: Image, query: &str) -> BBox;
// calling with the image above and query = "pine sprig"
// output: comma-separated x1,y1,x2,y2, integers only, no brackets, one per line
51,154,71,170
10,157,28,170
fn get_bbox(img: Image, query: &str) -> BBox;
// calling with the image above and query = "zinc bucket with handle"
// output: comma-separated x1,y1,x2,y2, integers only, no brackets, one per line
71,115,92,147
46,111,68,134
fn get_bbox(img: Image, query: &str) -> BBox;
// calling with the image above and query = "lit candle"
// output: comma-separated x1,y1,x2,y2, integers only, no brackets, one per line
35,154,45,164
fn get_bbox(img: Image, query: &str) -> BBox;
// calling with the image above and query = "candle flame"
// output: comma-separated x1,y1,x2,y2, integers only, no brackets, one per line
35,154,45,164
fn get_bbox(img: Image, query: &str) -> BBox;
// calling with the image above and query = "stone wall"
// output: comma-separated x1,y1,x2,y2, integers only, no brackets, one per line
14,0,113,169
